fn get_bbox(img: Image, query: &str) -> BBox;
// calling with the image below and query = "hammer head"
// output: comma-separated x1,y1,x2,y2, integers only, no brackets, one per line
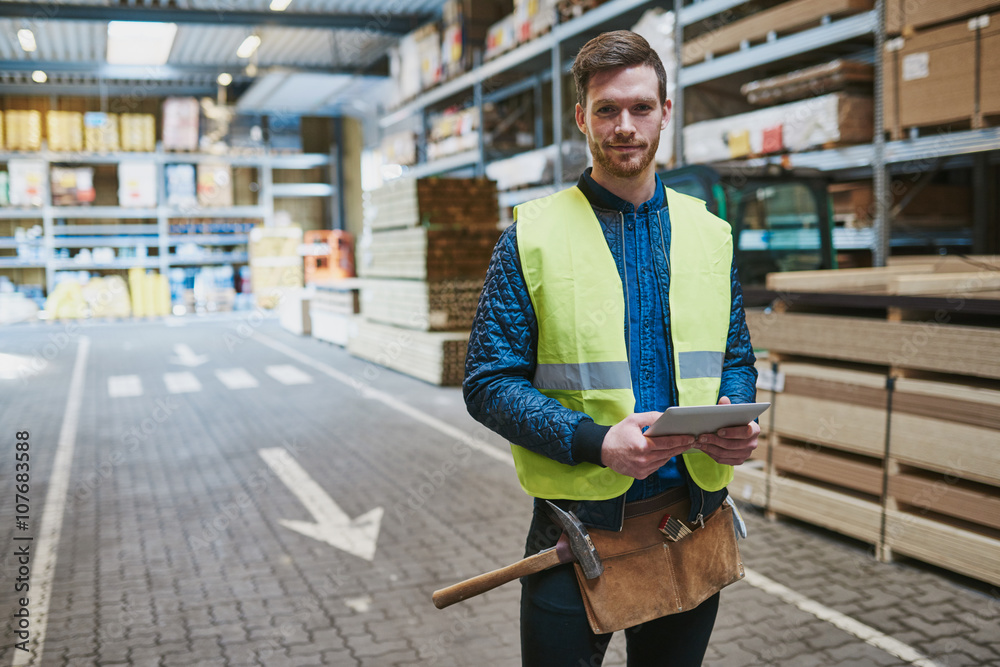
545,501,604,579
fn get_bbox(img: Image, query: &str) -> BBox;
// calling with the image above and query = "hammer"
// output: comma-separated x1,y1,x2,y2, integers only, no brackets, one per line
432,501,603,609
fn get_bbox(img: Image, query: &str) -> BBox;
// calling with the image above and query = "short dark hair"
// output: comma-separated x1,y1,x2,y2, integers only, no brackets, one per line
571,30,667,107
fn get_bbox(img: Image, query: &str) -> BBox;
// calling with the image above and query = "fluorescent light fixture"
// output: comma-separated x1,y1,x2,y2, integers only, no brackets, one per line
31,70,47,83
217,72,233,86
17,29,36,52
269,0,293,10
106,21,177,66
237,34,261,59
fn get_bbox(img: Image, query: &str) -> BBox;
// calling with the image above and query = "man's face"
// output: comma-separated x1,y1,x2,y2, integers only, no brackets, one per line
575,65,671,179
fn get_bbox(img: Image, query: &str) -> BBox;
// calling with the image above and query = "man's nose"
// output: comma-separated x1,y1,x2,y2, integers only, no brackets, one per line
616,111,636,135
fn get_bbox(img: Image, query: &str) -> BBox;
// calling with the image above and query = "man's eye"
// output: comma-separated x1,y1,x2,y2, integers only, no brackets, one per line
597,107,614,113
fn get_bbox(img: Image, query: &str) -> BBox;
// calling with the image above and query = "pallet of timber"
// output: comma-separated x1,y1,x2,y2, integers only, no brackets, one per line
889,376,1000,487
731,459,768,507
771,362,888,457
765,260,1000,296
746,310,1000,381
367,177,499,231
682,0,873,65
884,509,1000,586
359,226,498,281
311,281,361,316
347,319,469,386
741,60,874,106
889,468,1000,531
360,278,483,331
769,473,884,544
772,436,884,498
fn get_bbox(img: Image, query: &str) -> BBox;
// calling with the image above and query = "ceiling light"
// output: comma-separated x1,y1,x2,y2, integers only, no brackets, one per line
17,29,36,52
269,0,293,10
237,34,261,59
217,72,233,86
106,21,177,66
31,70,47,83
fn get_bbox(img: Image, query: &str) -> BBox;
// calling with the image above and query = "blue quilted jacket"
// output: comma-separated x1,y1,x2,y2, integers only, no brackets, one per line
464,170,757,530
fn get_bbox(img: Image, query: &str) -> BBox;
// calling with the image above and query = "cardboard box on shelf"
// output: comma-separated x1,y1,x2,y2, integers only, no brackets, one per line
166,164,198,208
5,110,42,151
886,0,1000,34
196,163,234,208
51,167,96,206
46,111,84,152
8,159,47,207
118,162,158,208
120,113,156,152
162,97,200,151
84,112,120,152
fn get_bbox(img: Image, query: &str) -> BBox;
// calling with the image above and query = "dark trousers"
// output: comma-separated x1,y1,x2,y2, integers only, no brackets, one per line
520,506,720,667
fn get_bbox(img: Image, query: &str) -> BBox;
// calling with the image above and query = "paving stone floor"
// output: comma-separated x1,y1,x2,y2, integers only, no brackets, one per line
0,316,997,666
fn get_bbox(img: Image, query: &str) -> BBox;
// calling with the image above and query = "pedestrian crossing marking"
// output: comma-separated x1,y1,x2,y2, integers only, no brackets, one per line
265,364,313,385
215,368,259,390
108,374,143,397
163,371,202,394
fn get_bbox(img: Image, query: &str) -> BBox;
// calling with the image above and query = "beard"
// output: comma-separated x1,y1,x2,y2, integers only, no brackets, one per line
588,129,660,179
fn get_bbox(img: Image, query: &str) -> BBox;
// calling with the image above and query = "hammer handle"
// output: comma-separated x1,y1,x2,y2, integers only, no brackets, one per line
432,547,564,609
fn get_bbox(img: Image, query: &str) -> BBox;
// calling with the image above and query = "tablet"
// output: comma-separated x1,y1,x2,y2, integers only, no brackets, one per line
644,402,770,438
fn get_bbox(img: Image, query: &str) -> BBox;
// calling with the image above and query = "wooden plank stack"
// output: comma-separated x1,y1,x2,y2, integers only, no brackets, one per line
310,280,361,346
351,177,500,385
737,256,1000,585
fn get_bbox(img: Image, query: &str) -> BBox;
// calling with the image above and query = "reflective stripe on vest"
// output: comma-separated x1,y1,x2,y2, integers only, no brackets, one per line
514,185,734,500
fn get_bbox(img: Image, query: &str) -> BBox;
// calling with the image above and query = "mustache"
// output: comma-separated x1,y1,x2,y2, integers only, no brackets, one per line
604,140,648,148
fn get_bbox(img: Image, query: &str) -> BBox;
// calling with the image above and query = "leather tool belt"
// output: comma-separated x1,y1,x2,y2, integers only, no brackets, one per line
572,488,745,634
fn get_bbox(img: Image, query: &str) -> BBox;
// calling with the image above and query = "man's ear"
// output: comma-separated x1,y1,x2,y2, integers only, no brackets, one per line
661,99,672,131
575,102,587,134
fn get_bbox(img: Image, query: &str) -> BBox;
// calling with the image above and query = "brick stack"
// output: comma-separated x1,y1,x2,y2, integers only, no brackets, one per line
351,177,500,385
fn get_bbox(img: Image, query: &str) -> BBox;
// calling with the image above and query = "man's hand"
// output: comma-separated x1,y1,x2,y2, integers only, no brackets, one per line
692,396,760,465
600,412,697,480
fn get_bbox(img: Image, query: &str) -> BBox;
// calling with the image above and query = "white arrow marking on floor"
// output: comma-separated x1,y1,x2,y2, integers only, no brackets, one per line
170,343,208,367
258,447,382,561
251,331,945,667
163,371,202,394
215,367,259,390
108,374,143,397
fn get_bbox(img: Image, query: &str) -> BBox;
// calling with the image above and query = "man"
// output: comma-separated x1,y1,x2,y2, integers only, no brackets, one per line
464,30,759,666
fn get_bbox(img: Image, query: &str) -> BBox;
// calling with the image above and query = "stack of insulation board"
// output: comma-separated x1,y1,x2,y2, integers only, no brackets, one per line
309,280,361,345
351,177,499,385
738,256,1000,586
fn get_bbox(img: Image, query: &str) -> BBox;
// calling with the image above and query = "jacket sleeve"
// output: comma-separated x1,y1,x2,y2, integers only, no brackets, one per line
463,224,607,466
719,260,758,405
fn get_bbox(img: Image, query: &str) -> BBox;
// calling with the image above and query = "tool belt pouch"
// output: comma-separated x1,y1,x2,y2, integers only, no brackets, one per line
573,499,744,634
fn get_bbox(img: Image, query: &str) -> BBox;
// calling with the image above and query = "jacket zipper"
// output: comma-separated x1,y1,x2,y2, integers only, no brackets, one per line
655,210,679,407
696,487,706,528
620,211,631,366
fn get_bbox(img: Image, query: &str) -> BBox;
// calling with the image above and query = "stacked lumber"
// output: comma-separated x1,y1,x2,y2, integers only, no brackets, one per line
741,257,1000,585
348,320,470,386
741,60,873,106
683,0,873,65
366,177,499,231
309,280,360,346
360,278,482,331
352,177,499,385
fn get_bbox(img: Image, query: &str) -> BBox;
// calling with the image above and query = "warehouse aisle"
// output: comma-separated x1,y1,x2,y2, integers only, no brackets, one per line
1,317,997,666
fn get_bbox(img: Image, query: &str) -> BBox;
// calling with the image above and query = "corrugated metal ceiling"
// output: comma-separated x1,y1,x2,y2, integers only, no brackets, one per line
0,0,447,82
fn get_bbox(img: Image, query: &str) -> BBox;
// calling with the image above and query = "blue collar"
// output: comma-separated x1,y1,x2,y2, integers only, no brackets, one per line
577,167,666,214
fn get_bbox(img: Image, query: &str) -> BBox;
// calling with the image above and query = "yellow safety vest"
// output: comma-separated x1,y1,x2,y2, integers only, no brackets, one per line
513,185,734,500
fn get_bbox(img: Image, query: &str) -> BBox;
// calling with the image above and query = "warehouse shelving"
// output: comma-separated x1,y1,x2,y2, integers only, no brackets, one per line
0,145,333,297
379,0,658,184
